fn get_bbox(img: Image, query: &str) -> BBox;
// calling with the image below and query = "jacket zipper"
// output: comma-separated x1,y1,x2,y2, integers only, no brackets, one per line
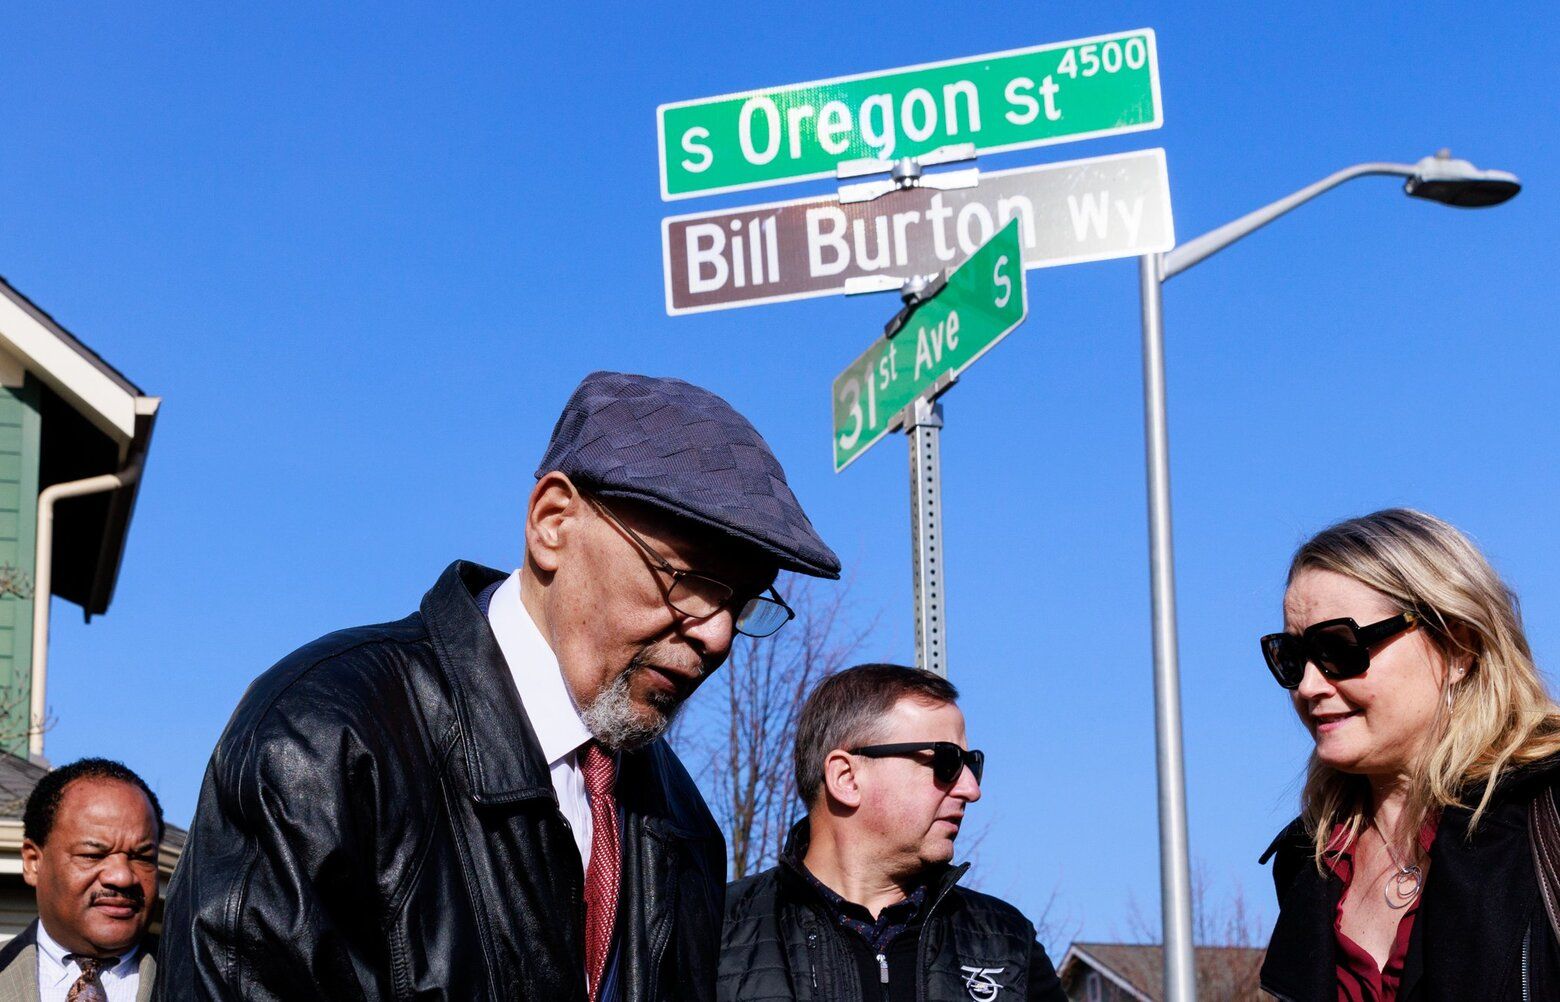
1522,922,1532,1002
877,951,890,1000
913,867,969,1002
806,931,819,992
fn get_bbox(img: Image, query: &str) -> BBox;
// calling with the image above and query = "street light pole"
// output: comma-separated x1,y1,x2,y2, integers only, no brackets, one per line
1138,251,1198,1002
1136,150,1519,1002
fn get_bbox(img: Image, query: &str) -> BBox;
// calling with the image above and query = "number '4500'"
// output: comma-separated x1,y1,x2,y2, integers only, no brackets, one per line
1055,37,1148,78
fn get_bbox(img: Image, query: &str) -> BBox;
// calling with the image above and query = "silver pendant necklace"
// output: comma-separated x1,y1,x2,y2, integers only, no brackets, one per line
1371,819,1423,909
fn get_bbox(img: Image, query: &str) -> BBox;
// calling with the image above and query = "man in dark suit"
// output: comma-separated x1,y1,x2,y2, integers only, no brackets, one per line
0,758,161,1002
157,371,841,1001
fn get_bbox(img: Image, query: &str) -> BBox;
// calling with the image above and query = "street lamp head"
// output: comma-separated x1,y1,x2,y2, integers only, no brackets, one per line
1404,149,1521,207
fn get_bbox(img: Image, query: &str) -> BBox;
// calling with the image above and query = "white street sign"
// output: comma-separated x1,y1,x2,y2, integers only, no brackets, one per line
662,148,1174,315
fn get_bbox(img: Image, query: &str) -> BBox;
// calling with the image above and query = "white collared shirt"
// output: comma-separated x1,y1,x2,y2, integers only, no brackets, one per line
35,920,140,1002
486,571,599,869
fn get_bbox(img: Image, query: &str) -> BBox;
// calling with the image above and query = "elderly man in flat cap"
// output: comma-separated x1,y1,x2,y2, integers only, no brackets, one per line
156,371,841,1002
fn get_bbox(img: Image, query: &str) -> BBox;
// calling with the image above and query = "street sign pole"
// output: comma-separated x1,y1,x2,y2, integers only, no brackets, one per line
906,395,946,676
834,219,1027,679
1138,253,1197,1002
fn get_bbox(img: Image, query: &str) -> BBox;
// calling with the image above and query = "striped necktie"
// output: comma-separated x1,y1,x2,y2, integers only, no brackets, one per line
581,741,620,1002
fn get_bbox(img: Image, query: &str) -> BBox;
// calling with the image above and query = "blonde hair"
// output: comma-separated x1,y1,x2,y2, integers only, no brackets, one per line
1288,508,1560,866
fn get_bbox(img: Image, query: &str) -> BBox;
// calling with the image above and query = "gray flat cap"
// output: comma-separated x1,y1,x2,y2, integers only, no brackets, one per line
536,371,841,579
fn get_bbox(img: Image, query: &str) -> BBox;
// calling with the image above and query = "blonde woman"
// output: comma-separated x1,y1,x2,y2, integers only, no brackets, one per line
1257,508,1560,1002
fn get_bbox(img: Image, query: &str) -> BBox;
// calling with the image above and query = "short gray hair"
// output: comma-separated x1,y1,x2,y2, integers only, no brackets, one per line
793,663,959,808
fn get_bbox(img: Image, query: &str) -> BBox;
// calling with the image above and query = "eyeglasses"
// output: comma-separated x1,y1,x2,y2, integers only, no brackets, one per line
588,496,796,638
1260,612,1421,689
849,742,985,785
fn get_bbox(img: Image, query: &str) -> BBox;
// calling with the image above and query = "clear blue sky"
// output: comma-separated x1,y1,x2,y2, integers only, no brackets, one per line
4,3,1556,948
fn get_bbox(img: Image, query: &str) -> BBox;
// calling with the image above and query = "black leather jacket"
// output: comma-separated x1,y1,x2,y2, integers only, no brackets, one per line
155,561,726,1001
1260,755,1560,1001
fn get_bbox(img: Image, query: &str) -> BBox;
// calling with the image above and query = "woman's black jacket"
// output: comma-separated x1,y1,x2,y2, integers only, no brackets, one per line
1260,755,1560,1001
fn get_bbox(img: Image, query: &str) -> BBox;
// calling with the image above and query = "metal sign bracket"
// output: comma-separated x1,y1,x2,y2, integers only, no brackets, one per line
885,371,958,435
842,271,950,337
883,273,948,340
835,143,980,204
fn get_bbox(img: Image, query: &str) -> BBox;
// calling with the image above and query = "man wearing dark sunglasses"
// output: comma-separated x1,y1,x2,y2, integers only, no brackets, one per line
719,663,1066,1002
158,371,841,1002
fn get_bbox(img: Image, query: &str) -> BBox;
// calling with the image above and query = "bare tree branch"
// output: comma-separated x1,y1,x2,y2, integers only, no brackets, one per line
1112,859,1268,1000
0,678,52,782
1116,858,1265,948
687,573,875,879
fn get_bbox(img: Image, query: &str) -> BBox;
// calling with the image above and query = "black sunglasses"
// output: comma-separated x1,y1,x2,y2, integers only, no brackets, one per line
849,742,985,785
1260,611,1421,689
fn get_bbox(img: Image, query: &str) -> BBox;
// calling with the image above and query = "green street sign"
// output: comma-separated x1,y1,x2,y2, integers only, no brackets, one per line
659,28,1161,201
832,218,1027,471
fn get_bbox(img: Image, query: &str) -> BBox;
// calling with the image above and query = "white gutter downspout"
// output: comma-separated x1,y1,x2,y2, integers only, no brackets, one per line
28,459,143,760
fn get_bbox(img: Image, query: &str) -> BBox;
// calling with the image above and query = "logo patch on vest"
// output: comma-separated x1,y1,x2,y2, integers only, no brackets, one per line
959,965,1006,1001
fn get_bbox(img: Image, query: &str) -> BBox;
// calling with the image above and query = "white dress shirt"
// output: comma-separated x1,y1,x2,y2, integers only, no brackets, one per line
35,919,140,1002
486,570,599,869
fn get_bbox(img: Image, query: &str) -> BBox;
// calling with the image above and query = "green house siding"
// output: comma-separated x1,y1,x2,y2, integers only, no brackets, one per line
0,378,40,757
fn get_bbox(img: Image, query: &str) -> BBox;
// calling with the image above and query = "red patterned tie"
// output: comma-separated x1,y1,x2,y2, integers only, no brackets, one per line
582,741,620,1002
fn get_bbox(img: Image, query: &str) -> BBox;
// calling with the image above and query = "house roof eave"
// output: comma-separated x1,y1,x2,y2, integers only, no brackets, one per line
0,276,143,445
1058,944,1158,1002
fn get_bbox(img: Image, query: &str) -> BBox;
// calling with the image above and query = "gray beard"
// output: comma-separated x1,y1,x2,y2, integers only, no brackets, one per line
581,663,681,752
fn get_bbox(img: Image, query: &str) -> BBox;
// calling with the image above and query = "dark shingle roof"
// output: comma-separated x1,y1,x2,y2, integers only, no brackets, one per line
1060,941,1267,1002
0,753,49,818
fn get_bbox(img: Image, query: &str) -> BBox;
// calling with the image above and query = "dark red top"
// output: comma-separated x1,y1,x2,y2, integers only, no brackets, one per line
1326,815,1440,1002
